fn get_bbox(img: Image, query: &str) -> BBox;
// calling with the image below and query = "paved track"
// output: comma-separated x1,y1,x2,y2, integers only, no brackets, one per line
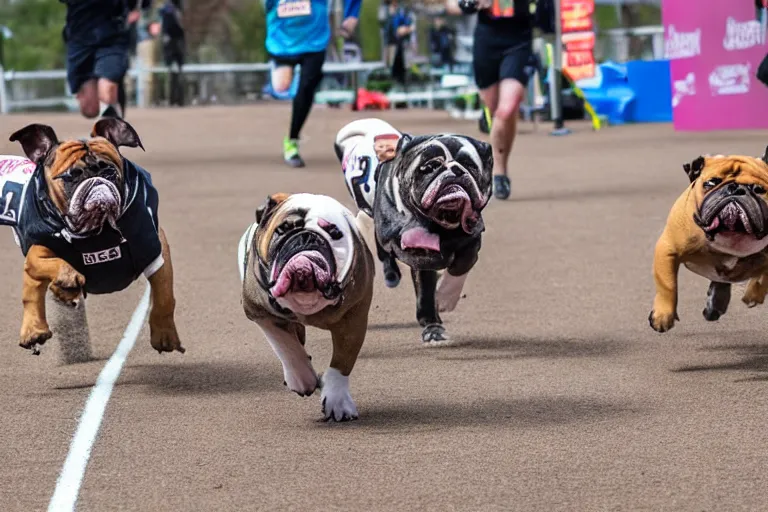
1,105,767,512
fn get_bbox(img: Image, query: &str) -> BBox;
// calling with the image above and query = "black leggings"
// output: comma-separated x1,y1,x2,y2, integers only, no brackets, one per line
272,51,326,140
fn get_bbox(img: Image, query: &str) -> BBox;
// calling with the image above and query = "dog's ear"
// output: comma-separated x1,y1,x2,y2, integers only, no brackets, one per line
470,137,494,172
255,193,290,224
683,156,706,182
761,145,768,165
91,118,145,151
9,124,59,164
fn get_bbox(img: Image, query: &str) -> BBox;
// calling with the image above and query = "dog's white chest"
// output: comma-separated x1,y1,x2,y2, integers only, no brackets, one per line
684,257,742,283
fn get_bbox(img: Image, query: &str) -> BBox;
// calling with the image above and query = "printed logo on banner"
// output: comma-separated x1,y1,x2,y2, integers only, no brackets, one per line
82,246,122,265
723,17,763,51
709,63,751,96
672,72,696,108
665,25,702,59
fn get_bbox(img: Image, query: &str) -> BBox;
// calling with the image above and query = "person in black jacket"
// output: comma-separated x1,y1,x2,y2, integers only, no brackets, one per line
61,0,152,120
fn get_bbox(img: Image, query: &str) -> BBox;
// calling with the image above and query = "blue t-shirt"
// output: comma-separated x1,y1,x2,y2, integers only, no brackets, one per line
264,0,361,57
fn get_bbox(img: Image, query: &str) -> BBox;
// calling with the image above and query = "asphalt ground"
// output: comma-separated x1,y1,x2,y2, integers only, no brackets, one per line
1,105,767,511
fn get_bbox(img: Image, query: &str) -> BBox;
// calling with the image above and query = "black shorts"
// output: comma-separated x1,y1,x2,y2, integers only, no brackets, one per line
269,51,326,87
472,25,534,90
66,40,129,94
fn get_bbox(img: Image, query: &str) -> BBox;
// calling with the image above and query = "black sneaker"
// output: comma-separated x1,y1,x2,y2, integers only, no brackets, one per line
493,175,511,200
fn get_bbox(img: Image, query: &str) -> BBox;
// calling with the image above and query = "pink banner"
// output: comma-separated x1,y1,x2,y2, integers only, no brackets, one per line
663,0,768,131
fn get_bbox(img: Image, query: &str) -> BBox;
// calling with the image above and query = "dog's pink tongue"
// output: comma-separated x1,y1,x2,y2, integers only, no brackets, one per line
401,227,440,252
271,255,317,297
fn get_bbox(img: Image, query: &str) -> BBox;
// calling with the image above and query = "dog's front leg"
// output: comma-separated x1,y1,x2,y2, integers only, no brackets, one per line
147,228,184,353
649,237,681,332
411,268,446,343
257,318,319,397
436,238,480,313
21,245,84,351
323,295,372,422
376,238,401,288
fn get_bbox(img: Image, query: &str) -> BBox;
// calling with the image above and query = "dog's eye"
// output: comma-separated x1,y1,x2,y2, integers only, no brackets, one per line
703,178,722,189
752,184,767,195
420,158,444,174
55,168,82,182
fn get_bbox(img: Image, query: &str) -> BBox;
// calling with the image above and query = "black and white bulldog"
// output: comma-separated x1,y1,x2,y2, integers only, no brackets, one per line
335,118,493,344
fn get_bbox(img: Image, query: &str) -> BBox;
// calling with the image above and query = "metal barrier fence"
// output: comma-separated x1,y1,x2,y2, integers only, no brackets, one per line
0,61,389,114
0,25,664,115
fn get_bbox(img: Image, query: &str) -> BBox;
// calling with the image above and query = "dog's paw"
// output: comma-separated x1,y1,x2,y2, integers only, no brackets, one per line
51,267,86,306
384,270,400,288
742,287,767,308
20,326,52,354
648,309,678,333
421,323,450,345
284,363,320,397
702,306,723,321
149,318,185,354
320,368,358,422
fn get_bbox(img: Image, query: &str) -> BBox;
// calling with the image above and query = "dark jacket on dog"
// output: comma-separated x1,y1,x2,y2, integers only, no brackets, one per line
1,159,161,295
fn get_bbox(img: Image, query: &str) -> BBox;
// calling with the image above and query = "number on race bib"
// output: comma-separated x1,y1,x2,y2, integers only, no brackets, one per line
0,180,24,226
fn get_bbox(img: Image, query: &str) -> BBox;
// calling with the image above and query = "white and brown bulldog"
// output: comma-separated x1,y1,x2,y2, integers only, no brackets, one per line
237,193,374,421
334,118,493,344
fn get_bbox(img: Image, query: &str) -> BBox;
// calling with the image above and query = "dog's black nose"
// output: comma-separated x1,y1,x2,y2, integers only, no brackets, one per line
450,165,463,177
726,182,746,195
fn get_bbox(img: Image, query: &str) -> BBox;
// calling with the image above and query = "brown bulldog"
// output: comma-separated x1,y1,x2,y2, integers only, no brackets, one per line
649,150,768,332
237,192,374,421
4,118,183,355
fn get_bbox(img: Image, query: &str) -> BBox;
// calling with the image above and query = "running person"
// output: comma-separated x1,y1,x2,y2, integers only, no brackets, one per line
265,0,362,168
61,0,152,120
448,0,533,199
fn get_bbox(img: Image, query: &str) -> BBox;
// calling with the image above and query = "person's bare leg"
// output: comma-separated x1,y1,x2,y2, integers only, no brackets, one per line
77,79,100,119
480,78,525,199
271,65,294,93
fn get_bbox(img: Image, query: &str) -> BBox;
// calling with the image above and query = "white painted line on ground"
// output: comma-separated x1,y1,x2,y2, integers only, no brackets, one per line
48,285,151,512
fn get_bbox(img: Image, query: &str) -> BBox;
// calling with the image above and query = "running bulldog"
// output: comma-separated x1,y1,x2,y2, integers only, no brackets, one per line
649,150,768,332
334,118,493,344
237,193,374,422
3,119,183,355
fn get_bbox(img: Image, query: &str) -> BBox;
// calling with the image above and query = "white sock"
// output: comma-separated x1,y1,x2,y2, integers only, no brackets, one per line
99,102,123,119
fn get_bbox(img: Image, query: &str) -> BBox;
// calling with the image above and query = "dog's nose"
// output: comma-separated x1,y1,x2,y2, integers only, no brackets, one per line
726,182,747,196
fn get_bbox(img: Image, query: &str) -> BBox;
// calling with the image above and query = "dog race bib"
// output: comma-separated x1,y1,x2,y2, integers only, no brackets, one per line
0,156,35,229
341,133,401,216
277,0,312,18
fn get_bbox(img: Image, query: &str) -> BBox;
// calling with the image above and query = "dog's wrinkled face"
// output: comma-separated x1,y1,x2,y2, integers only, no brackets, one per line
9,118,144,236
686,150,768,257
385,133,492,266
255,193,356,316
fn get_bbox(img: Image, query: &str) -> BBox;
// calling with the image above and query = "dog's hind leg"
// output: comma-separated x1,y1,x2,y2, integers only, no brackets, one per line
412,268,447,344
147,228,185,354
258,318,319,397
703,281,731,321
742,275,768,308
323,296,371,422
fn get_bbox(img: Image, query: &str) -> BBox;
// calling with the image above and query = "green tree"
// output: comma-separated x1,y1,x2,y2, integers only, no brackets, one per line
0,0,66,71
